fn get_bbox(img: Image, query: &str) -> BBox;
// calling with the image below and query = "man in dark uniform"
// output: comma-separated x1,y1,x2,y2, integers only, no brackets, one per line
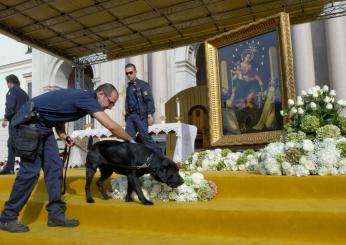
0,83,135,233
1,74,29,175
125,63,162,155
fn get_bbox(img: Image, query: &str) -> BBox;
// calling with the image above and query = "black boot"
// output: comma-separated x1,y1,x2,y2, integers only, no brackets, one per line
47,216,80,227
0,220,29,233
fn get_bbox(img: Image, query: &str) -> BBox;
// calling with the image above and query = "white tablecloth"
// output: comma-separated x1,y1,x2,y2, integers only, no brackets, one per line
68,123,197,167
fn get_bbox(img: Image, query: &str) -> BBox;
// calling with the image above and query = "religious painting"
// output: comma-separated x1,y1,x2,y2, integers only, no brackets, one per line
205,12,295,146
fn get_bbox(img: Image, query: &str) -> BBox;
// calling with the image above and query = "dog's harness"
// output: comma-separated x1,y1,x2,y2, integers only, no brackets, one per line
114,153,154,170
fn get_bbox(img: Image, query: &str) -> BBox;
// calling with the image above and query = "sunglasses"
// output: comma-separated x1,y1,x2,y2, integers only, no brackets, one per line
125,71,134,75
105,95,116,106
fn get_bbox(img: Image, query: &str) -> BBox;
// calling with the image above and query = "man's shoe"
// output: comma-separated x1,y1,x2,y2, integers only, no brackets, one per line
0,170,14,175
47,217,80,227
0,220,29,233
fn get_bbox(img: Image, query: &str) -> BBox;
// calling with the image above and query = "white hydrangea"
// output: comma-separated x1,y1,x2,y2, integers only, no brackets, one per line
281,161,291,170
297,96,304,106
191,172,204,184
285,141,296,149
299,156,316,171
326,103,333,110
310,102,317,110
291,165,310,176
297,108,304,114
288,99,295,106
338,166,346,175
302,140,314,152
291,107,297,114
324,96,331,103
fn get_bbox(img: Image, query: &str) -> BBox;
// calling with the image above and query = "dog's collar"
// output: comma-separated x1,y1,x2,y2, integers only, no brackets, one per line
136,153,154,169
110,153,154,170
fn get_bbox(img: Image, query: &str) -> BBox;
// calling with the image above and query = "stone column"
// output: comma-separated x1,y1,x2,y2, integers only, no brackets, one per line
325,15,346,100
127,55,145,80
291,23,316,94
151,51,168,123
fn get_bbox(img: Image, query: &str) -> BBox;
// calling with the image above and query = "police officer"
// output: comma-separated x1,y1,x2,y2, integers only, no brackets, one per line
0,83,135,233
1,74,29,175
125,63,163,155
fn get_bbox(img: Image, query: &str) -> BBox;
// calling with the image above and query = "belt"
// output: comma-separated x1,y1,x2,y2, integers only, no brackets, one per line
127,107,138,113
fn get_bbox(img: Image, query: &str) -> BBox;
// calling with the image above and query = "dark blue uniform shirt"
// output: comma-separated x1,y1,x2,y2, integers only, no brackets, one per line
127,81,139,112
5,85,29,120
32,89,103,126
125,79,155,119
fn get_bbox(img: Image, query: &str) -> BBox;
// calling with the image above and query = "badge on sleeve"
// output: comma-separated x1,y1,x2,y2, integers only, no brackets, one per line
143,91,148,96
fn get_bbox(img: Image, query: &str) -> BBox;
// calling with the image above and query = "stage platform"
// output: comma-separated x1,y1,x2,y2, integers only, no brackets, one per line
0,169,346,244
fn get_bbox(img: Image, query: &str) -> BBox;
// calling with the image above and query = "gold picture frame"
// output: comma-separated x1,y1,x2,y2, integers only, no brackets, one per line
206,12,295,146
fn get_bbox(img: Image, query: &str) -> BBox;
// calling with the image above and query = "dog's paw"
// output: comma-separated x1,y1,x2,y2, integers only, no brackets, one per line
142,200,154,205
86,197,95,203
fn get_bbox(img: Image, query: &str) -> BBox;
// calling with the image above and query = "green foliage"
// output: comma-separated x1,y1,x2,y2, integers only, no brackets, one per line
195,151,207,167
216,160,226,171
221,149,232,157
236,149,254,165
300,115,320,133
285,148,302,164
336,116,346,133
196,184,214,201
276,153,286,164
316,124,341,140
284,131,306,142
336,142,346,158
282,86,346,140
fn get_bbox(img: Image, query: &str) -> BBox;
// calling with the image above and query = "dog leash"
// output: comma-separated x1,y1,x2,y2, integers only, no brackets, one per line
61,140,88,195
61,145,71,195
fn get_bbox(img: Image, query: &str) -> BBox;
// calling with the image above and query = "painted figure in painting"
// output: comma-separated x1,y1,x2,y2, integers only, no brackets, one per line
220,32,283,135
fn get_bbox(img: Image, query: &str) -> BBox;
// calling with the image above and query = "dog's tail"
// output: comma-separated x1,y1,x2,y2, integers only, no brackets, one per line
87,135,93,151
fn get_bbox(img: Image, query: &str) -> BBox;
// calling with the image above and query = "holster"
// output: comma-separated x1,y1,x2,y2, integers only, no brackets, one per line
11,101,39,127
14,125,42,161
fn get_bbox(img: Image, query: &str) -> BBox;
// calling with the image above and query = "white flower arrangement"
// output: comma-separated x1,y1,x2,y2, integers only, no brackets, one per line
183,85,346,177
109,172,217,202
183,136,346,176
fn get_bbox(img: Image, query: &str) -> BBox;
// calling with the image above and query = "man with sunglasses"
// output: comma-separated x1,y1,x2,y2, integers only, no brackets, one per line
0,83,135,233
125,63,163,155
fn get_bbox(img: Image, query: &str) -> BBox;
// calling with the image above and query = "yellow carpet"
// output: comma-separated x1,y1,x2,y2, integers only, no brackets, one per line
0,169,346,244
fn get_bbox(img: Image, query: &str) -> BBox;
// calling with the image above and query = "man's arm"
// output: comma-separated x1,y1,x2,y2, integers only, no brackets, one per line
141,82,155,126
4,89,17,122
93,111,133,142
55,123,74,146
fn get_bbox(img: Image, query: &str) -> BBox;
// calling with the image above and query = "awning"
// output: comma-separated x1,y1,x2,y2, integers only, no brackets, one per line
0,0,341,63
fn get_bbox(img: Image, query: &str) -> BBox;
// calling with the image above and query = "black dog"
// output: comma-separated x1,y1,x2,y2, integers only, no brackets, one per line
85,140,184,205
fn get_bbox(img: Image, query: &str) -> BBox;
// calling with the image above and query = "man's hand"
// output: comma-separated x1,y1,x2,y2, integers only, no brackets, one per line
147,114,154,126
62,135,75,147
1,120,8,128
93,111,133,142
54,122,74,147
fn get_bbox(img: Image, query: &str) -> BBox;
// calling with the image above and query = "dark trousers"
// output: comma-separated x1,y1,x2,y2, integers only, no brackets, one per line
125,113,163,156
3,124,15,172
0,126,66,221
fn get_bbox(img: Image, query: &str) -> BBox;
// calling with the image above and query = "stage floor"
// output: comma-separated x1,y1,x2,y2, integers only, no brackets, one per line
0,169,345,244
